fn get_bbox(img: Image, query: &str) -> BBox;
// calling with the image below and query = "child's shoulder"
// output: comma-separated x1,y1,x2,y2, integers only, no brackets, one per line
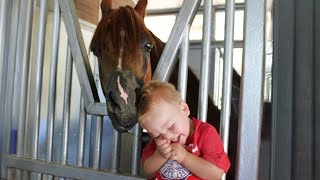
192,118,217,133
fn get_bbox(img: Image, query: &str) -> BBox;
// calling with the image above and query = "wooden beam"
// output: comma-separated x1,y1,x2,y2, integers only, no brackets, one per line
74,0,135,25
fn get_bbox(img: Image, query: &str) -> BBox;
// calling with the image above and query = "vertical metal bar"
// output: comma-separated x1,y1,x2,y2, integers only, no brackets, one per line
131,124,142,176
271,0,294,178
17,0,34,178
221,0,235,159
16,0,34,157
111,130,121,173
46,0,60,163
213,49,221,107
0,0,8,71
31,0,47,160
7,168,14,180
0,0,10,177
235,0,265,179
210,7,217,107
92,116,102,170
220,1,235,180
198,0,213,121
30,2,48,179
77,96,87,167
178,25,190,101
1,0,16,177
12,0,26,160
61,45,73,165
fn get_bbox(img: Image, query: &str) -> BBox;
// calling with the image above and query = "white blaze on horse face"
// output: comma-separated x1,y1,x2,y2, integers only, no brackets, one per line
117,30,125,69
117,76,129,104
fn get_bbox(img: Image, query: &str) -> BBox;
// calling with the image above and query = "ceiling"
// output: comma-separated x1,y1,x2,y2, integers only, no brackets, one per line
133,0,245,10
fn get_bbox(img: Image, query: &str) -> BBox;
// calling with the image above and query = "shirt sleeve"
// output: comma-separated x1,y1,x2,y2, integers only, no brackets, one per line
200,126,231,173
141,140,156,164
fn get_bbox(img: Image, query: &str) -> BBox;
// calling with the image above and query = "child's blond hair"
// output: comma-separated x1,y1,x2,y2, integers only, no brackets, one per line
137,80,182,120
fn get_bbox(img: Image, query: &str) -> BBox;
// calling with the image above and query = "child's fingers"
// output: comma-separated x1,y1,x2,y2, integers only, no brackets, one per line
155,137,169,147
157,143,170,158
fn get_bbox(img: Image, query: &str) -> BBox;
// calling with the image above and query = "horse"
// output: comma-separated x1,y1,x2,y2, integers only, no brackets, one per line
90,0,240,179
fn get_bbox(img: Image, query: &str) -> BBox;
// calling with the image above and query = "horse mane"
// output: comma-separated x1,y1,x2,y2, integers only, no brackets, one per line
90,6,158,59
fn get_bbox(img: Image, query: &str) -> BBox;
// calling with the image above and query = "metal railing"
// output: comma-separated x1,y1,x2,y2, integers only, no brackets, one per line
0,0,265,179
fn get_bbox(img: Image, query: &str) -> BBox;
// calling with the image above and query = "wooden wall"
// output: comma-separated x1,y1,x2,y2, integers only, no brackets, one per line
74,0,135,25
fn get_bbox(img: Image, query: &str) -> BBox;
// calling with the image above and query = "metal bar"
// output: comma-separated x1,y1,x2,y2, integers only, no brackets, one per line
61,46,73,165
235,0,265,179
198,0,213,121
210,8,217,106
221,0,235,158
147,3,245,15
16,0,34,158
111,129,121,173
92,116,102,170
314,1,320,179
0,0,11,177
58,0,99,107
77,96,87,167
3,155,145,180
270,0,294,178
0,0,8,73
5,0,20,153
1,1,16,177
153,0,202,81
178,25,190,101
31,0,48,160
46,0,60,163
220,0,235,179
190,40,243,49
12,0,25,155
131,124,142,176
87,103,108,116
11,1,28,179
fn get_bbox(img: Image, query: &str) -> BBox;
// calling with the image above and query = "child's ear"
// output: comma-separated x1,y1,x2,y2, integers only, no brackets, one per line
180,101,190,116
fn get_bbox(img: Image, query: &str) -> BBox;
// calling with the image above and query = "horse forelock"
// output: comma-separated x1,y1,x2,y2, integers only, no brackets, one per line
90,6,157,58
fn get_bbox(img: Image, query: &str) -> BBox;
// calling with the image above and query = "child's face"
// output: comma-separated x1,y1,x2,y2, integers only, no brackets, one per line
139,100,191,145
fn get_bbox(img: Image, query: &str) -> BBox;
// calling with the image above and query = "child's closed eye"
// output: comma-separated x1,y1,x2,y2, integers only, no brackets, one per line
168,123,175,130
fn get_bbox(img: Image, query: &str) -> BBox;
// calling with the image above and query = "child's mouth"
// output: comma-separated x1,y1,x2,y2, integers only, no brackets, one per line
171,135,180,143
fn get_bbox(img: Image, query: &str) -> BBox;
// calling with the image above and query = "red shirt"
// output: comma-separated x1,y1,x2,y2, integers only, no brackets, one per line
142,118,230,180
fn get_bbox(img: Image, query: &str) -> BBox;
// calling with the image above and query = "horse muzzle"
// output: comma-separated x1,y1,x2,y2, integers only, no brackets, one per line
105,70,143,132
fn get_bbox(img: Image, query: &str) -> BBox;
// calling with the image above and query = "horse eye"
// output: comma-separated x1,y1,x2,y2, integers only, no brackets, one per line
144,43,153,52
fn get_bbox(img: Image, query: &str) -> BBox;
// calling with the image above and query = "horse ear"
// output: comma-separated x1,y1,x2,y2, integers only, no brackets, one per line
134,0,148,18
101,0,112,15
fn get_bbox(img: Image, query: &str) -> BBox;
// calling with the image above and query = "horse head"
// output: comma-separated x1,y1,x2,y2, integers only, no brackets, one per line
90,0,158,132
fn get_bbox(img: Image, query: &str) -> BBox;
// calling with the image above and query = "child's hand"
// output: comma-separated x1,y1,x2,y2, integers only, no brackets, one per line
154,136,171,159
169,143,188,163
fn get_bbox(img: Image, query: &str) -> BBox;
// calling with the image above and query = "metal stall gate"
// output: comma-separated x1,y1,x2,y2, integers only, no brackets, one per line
0,0,266,179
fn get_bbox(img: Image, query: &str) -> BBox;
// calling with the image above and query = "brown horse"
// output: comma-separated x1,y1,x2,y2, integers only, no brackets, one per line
90,0,240,179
